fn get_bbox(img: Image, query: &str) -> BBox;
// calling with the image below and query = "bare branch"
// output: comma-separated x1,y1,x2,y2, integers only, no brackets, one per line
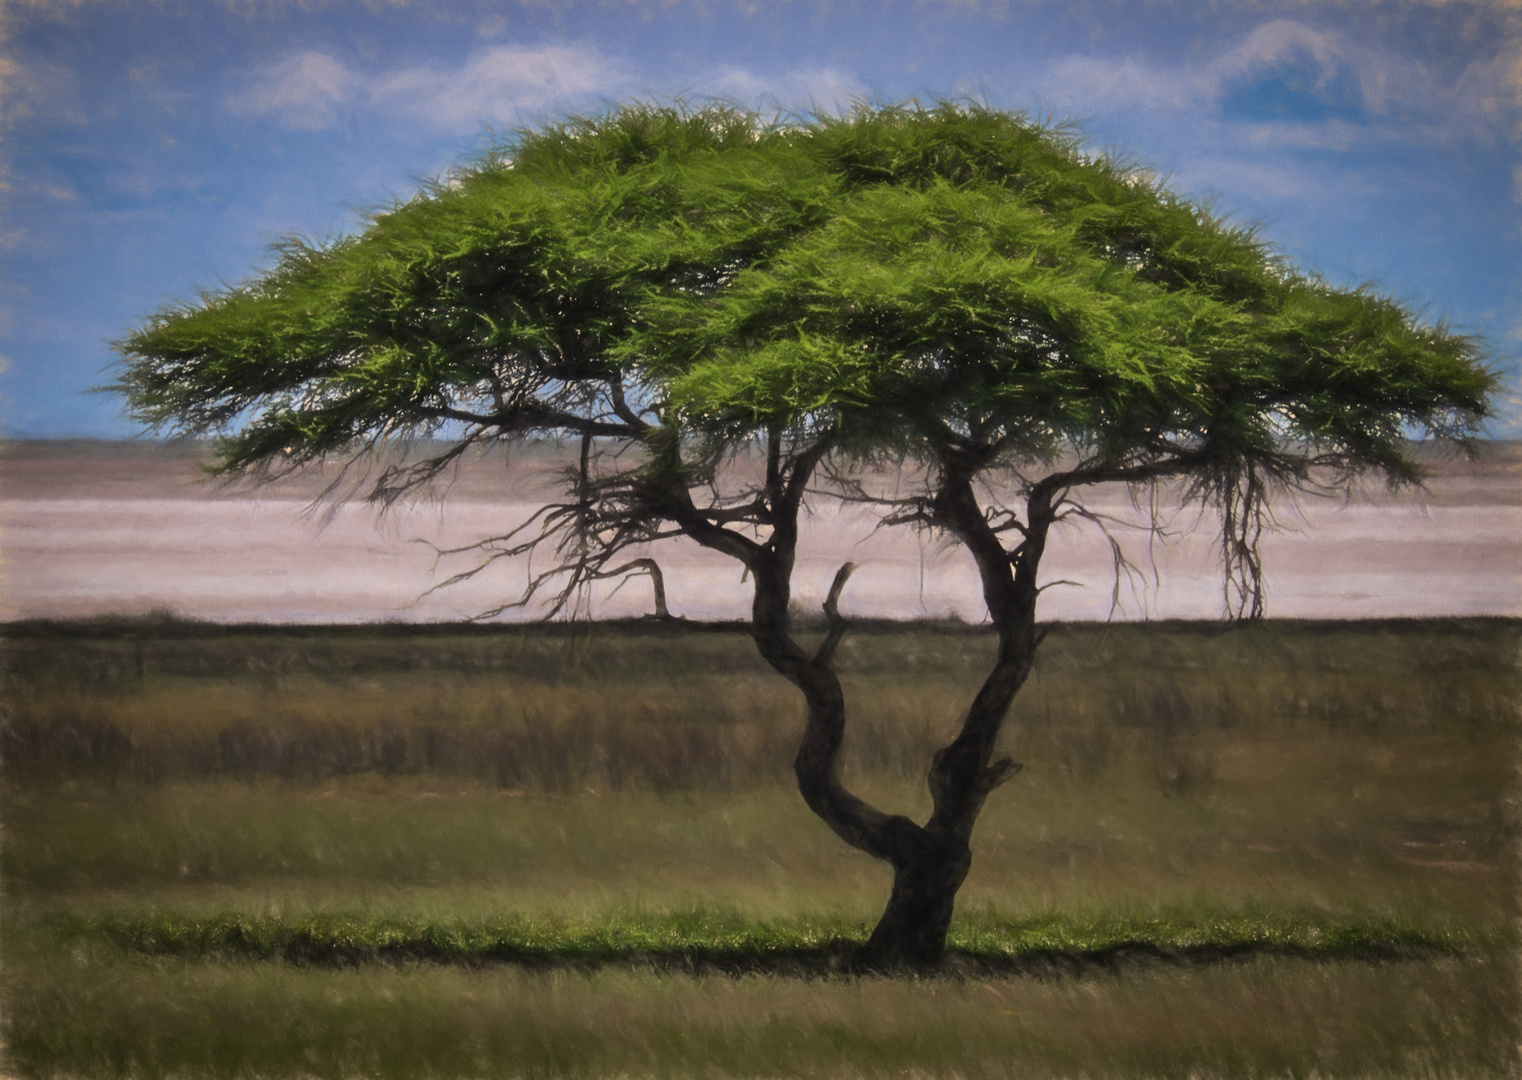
1030,449,1208,501
592,557,671,618
1217,459,1270,619
982,756,1023,793
781,432,837,518
823,560,857,621
812,561,858,667
1058,500,1161,620
606,376,647,432
986,507,1028,536
419,402,637,439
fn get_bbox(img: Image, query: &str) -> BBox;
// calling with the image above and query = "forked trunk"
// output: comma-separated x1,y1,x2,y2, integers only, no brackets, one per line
719,447,1053,969
742,479,1052,968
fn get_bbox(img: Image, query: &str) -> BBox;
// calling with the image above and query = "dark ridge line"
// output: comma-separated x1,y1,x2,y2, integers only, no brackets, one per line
4,614,1518,642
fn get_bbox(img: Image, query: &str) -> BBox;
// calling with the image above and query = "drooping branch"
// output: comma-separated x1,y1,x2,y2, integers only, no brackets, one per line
365,436,483,508
1056,500,1165,618
1217,459,1270,620
592,557,671,618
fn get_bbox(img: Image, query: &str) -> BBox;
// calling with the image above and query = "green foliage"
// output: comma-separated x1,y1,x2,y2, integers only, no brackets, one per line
110,101,1498,634
115,101,1492,489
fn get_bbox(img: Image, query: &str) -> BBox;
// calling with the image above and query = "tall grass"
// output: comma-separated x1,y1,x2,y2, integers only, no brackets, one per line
3,617,1518,1077
8,955,1516,1079
4,618,1515,790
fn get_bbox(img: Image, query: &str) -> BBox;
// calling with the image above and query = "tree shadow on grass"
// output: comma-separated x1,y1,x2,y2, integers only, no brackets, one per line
335,943,1466,980
93,922,1468,979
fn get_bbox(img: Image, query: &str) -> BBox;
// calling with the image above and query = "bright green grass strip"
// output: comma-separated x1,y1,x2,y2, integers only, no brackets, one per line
50,910,865,966
948,913,1494,958
41,910,1498,967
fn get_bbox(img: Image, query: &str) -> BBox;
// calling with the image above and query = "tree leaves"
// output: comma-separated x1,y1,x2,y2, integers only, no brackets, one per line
114,100,1492,493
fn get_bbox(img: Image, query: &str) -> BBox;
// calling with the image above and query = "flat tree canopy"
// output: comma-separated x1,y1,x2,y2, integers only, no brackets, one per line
116,102,1494,966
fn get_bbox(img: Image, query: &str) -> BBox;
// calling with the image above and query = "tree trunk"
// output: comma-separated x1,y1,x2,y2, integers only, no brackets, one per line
866,832,972,966
736,470,1053,968
858,468,1057,967
672,441,1052,969
745,549,1023,968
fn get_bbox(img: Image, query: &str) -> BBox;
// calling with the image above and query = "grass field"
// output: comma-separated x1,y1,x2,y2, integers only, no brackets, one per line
3,616,1518,1078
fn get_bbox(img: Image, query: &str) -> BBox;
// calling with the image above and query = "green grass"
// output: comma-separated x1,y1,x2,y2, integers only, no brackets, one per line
3,617,1518,1077
36,908,1494,972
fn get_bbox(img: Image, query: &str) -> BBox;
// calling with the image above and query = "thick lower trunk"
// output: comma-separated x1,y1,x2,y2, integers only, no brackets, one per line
865,835,972,967
735,467,1051,970
748,550,1029,969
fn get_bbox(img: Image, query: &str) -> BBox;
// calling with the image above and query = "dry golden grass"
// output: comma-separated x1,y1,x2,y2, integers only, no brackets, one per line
8,952,1515,1079
2,618,1517,1077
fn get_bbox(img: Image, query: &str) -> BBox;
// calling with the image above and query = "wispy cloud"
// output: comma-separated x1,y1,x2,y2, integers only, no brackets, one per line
1178,154,1320,201
228,41,876,135
688,64,871,115
1206,19,1349,87
1035,17,1517,146
1041,55,1194,115
377,44,631,130
1,54,88,128
233,50,357,131
229,43,630,133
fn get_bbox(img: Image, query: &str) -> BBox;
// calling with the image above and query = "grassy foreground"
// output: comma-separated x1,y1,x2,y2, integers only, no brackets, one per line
2,617,1518,1078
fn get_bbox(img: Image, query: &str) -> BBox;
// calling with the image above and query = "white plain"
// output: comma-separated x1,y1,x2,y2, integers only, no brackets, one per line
3,440,1517,624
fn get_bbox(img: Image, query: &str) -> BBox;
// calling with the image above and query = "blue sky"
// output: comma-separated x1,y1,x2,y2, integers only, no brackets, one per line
3,0,1518,437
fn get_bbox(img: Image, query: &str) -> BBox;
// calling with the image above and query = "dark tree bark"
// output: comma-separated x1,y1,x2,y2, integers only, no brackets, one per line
652,432,1060,968
593,557,671,618
847,455,1199,965
799,459,1057,967
856,466,1055,966
745,455,1056,966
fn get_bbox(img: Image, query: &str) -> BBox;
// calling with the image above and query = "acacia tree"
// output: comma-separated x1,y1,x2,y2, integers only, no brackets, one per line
116,103,1493,967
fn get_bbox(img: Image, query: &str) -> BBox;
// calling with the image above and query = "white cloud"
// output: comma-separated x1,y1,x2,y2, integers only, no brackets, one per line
1235,118,1364,153
375,44,629,132
229,43,629,134
1029,18,1516,147
232,50,359,131
2,55,88,128
1446,50,1522,138
1179,154,1318,202
1040,55,1195,114
229,45,872,134
1202,19,1351,94
691,64,871,116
